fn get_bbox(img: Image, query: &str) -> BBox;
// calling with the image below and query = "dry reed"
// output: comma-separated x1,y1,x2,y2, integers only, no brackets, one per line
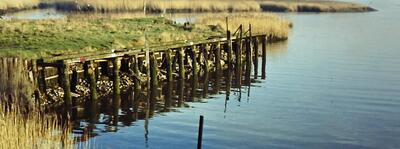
258,0,374,12
196,13,292,41
0,102,75,148
0,0,40,11
54,0,261,13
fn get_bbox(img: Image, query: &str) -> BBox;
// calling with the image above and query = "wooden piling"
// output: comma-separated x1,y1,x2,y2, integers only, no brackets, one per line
131,55,141,102
112,57,121,114
37,59,47,93
149,52,159,115
202,45,209,98
197,115,204,149
71,65,78,92
253,37,259,79
235,26,243,88
191,46,199,99
58,60,72,113
165,50,173,110
177,47,185,106
261,35,267,79
215,42,221,72
86,61,98,104
245,24,253,85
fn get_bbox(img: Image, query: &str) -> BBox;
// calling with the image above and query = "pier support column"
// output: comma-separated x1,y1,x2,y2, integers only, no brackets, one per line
149,52,159,115
226,30,233,96
178,48,186,106
112,57,121,123
59,60,72,114
191,46,199,99
165,50,173,110
245,38,253,85
86,61,98,105
253,37,259,79
202,45,210,98
261,35,267,79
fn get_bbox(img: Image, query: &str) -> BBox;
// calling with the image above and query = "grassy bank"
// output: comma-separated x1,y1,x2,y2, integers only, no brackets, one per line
0,15,290,59
0,17,223,58
258,0,376,12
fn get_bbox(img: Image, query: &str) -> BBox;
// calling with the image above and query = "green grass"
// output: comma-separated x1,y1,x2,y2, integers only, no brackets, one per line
0,17,223,59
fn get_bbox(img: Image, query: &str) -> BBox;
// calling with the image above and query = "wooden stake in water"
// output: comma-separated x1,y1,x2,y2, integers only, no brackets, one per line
261,35,267,79
59,60,72,114
253,37,259,79
197,115,204,149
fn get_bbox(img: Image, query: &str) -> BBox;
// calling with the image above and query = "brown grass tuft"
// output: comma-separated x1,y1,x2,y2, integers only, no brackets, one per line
196,13,292,41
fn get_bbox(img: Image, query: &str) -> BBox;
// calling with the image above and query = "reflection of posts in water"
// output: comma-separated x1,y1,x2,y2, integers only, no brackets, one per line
202,45,210,98
58,60,72,117
177,48,185,106
261,36,267,80
165,50,173,111
112,57,122,126
191,45,199,99
253,37,259,80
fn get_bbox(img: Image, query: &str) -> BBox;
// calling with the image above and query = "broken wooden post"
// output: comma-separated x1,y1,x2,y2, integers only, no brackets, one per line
58,60,72,113
261,35,267,79
253,37,259,80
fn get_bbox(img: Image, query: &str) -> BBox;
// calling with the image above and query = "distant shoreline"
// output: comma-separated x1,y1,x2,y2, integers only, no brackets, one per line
0,0,376,16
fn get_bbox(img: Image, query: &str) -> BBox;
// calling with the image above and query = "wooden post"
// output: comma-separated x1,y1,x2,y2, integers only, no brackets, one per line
177,47,185,106
31,60,41,103
261,35,267,79
131,55,141,103
202,45,209,98
215,42,221,72
197,115,204,149
59,60,72,113
165,50,173,110
149,52,159,115
112,57,121,117
86,61,98,105
70,65,78,92
235,25,243,88
191,45,199,99
37,59,47,93
245,24,253,85
253,37,259,79
178,47,186,81
227,30,233,70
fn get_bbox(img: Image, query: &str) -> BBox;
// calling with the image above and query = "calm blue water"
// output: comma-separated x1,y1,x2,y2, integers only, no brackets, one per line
69,0,400,148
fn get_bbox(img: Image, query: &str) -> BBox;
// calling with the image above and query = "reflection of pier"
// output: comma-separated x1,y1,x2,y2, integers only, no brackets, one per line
29,25,268,141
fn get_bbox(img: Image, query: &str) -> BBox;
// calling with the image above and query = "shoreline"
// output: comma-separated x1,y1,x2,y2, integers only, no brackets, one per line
0,0,376,16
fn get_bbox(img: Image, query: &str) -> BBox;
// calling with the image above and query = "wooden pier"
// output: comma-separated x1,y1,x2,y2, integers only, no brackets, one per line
30,25,268,112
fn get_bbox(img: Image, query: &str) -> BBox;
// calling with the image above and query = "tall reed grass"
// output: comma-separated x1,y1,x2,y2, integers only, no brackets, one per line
0,103,74,148
196,13,292,41
53,0,261,13
259,0,374,12
0,0,40,11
